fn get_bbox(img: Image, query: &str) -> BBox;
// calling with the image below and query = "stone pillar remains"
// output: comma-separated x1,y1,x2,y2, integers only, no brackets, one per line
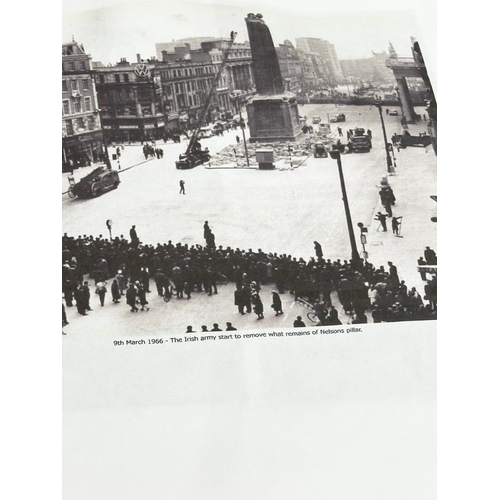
245,13,302,143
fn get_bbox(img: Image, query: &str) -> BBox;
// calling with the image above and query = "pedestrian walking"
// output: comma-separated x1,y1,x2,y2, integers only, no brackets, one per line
337,127,343,137
236,135,240,143
137,283,149,311
116,270,127,295
126,283,139,312
95,281,107,307
253,293,264,319
82,280,92,311
111,279,121,303
271,291,283,316
179,180,185,194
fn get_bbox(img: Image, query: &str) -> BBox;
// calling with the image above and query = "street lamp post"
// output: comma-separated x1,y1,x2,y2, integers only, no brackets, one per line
357,222,368,262
233,93,250,168
329,150,362,269
375,103,393,174
94,108,111,170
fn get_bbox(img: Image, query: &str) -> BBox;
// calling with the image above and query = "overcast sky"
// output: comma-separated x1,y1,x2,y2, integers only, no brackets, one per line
62,0,434,66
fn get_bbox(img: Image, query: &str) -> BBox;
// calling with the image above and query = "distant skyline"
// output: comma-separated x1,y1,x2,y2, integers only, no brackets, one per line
62,1,426,66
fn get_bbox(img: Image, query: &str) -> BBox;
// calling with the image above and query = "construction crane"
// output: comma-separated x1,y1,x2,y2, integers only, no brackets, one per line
176,31,237,169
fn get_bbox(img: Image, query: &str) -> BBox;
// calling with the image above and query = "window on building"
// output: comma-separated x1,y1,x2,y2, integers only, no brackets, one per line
65,120,73,135
62,80,68,92
69,62,75,71
62,100,70,115
80,61,86,71
74,100,82,113
82,78,89,90
71,80,78,91
76,117,85,130
123,74,129,82
84,97,91,112
99,75,105,84
88,116,95,130
115,74,121,83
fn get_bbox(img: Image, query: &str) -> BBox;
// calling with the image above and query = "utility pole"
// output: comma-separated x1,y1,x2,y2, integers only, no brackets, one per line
329,150,362,269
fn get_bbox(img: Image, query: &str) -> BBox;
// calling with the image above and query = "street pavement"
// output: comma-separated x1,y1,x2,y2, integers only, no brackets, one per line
62,104,436,338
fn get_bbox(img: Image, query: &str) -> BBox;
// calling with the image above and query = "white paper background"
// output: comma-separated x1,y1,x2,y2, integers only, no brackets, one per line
5,0,498,499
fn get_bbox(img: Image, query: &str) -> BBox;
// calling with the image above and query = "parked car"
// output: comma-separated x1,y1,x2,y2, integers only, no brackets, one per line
198,127,214,138
313,142,328,158
68,167,120,199
312,116,321,124
329,113,346,123
388,109,399,116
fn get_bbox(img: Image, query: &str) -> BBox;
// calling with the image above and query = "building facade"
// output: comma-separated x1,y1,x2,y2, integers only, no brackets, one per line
156,39,254,126
62,42,104,170
93,57,166,143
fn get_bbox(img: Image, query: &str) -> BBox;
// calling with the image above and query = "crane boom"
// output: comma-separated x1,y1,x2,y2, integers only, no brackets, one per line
176,31,237,169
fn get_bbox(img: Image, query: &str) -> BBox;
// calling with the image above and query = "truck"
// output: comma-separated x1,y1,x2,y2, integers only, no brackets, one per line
348,127,372,153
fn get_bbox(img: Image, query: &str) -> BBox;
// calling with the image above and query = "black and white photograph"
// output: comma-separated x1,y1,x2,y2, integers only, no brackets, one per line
61,2,437,338
59,1,441,498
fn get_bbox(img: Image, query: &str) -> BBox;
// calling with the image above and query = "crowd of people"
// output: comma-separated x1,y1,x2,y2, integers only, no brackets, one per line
62,226,437,329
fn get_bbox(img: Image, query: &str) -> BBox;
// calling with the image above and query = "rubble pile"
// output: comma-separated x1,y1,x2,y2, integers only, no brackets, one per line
210,133,340,168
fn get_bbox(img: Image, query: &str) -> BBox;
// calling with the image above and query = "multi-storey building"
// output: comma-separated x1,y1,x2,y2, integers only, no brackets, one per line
295,37,342,83
62,41,104,170
93,57,166,143
156,39,254,125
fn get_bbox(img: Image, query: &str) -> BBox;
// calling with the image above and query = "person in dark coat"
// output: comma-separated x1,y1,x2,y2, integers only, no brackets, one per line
211,323,222,331
375,212,388,232
63,280,73,307
154,269,166,296
130,225,139,247
226,322,237,331
293,316,306,327
234,286,246,314
392,216,402,235
82,280,92,311
417,257,427,280
388,261,400,286
74,285,87,315
179,180,186,194
271,291,283,315
253,294,264,319
203,221,211,243
137,283,149,311
424,246,437,265
111,279,121,303
126,283,138,312
313,241,323,260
